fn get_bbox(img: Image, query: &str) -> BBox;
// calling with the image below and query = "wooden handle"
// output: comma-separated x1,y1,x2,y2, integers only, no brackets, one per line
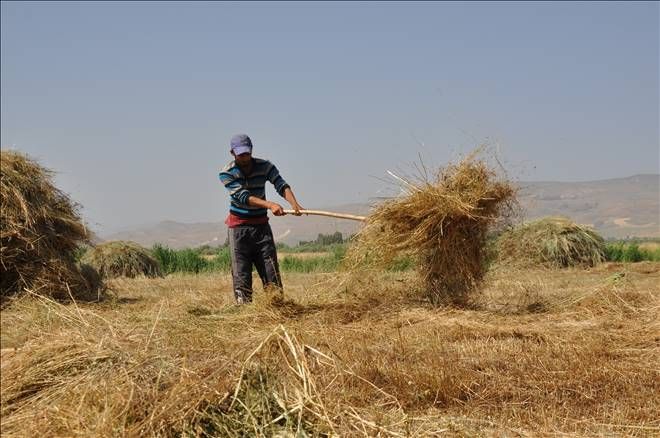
282,209,367,222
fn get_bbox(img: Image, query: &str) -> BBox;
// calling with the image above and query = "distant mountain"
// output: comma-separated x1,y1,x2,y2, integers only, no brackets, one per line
105,220,226,249
102,175,659,247
517,174,659,238
103,204,371,248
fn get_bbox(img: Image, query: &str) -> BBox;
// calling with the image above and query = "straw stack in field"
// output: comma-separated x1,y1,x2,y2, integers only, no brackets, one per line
497,216,605,268
348,150,516,306
82,241,162,278
0,150,103,302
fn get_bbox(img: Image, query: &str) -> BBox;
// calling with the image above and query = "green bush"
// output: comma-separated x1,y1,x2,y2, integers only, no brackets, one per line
175,249,208,273
150,240,415,275
604,243,624,262
208,247,232,271
195,244,223,256
152,244,178,274
152,244,208,274
622,244,643,262
298,232,344,246
280,246,344,273
604,242,660,262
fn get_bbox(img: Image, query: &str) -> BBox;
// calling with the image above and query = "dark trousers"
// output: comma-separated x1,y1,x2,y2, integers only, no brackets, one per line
228,223,282,303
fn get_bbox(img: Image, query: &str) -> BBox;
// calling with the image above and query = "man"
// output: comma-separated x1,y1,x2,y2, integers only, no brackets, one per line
218,134,303,304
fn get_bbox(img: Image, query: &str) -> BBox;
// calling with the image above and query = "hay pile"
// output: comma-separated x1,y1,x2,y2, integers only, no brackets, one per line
497,216,605,268
82,240,162,278
348,150,516,306
0,150,102,302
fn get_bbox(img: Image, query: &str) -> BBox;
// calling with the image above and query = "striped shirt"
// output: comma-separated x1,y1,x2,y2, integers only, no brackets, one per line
218,158,290,219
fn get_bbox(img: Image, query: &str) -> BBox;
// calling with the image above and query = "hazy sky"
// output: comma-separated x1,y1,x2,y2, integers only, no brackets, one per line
2,1,658,234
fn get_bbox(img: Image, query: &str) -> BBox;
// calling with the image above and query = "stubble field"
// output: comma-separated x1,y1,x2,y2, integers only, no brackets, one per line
1,262,659,437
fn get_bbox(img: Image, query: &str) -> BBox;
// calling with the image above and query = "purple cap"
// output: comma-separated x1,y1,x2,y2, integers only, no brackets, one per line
230,134,253,155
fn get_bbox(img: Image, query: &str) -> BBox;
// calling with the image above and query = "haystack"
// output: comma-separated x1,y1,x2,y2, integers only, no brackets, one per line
348,150,516,306
0,150,103,302
82,241,162,278
496,216,605,268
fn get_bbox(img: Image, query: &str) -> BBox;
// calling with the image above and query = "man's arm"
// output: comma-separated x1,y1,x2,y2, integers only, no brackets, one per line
247,196,285,216
219,170,250,205
263,162,303,216
247,187,303,216
282,187,303,215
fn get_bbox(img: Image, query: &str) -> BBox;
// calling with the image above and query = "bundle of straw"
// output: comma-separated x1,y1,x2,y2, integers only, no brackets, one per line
0,150,103,302
348,150,516,306
496,216,605,268
82,241,162,278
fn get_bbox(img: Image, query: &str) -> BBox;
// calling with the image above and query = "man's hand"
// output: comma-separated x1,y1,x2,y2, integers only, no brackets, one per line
269,202,285,216
283,187,303,216
289,201,303,216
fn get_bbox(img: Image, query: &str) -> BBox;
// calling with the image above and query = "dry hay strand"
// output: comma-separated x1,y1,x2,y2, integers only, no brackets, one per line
0,319,359,437
0,150,103,302
193,325,337,437
348,149,516,306
179,325,410,437
0,293,234,437
0,331,229,437
497,216,605,268
82,240,163,279
553,270,658,317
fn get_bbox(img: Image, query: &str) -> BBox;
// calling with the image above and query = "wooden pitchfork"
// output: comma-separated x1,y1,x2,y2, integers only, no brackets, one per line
282,209,366,222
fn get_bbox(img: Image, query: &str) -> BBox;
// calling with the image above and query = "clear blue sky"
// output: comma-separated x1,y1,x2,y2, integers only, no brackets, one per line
1,1,658,234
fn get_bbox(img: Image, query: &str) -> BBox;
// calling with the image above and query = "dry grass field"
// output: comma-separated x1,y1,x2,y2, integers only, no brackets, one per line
1,262,658,437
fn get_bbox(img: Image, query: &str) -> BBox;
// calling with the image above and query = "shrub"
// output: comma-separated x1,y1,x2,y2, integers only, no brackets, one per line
152,244,207,274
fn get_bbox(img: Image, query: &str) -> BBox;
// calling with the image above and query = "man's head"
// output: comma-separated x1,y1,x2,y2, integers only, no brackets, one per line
230,134,253,166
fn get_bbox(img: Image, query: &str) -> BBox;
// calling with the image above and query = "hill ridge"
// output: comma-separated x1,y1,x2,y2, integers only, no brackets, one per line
103,174,660,247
